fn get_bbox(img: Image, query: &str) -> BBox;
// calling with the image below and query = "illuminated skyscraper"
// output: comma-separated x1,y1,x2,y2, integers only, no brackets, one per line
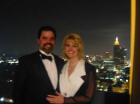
113,36,128,65
113,36,121,65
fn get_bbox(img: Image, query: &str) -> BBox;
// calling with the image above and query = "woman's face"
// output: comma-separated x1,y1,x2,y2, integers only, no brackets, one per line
64,39,79,59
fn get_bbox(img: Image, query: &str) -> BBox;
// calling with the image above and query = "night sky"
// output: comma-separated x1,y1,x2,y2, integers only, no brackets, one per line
0,0,130,57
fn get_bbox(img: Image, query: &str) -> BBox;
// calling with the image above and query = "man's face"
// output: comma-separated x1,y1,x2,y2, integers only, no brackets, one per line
37,30,56,54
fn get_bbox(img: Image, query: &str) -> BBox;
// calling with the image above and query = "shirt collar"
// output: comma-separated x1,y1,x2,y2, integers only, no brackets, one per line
39,49,53,56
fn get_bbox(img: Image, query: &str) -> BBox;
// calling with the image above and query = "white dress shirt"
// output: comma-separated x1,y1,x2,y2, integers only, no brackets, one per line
39,50,58,90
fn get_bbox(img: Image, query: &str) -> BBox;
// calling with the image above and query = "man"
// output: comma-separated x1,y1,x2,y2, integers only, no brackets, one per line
13,26,64,104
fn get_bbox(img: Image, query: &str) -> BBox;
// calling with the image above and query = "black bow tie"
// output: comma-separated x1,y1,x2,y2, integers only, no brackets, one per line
40,54,52,61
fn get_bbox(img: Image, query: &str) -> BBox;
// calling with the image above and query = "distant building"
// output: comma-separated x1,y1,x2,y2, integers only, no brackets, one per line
113,36,127,65
113,36,121,65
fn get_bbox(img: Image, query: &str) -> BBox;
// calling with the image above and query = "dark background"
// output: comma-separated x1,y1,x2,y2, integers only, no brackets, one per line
0,0,130,57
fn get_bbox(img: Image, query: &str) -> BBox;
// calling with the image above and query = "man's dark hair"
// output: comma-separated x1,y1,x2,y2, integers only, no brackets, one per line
38,26,56,39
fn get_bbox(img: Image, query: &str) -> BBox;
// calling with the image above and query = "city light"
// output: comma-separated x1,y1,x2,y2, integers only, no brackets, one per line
0,97,13,103
0,97,4,102
87,36,130,93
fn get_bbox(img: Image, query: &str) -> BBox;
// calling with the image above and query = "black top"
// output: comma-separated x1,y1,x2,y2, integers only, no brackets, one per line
62,62,96,104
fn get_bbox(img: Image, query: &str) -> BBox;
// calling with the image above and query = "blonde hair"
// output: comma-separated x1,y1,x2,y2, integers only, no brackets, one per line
62,33,85,60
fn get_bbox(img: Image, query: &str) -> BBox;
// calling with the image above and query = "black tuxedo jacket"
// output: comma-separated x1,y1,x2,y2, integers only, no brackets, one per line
13,51,64,104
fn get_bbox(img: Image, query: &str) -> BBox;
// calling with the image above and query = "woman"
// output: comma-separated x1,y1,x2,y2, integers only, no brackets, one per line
46,33,96,104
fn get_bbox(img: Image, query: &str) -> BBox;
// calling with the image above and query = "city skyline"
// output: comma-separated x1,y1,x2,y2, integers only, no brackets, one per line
0,36,130,59
0,0,130,57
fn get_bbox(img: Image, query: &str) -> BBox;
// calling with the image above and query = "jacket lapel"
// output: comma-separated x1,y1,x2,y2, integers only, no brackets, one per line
53,54,64,91
53,54,63,74
60,60,86,97
34,51,54,90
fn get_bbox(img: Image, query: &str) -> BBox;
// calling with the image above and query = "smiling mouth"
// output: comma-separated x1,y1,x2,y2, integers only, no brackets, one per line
67,51,74,54
45,44,51,48
43,43,53,49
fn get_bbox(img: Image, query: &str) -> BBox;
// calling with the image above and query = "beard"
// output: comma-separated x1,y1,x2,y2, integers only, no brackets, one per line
42,43,54,53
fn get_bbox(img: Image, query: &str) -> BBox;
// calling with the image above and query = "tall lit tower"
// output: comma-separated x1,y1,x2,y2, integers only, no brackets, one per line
113,36,121,65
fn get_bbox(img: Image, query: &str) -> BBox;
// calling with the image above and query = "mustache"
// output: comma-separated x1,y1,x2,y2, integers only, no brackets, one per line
43,43,53,47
